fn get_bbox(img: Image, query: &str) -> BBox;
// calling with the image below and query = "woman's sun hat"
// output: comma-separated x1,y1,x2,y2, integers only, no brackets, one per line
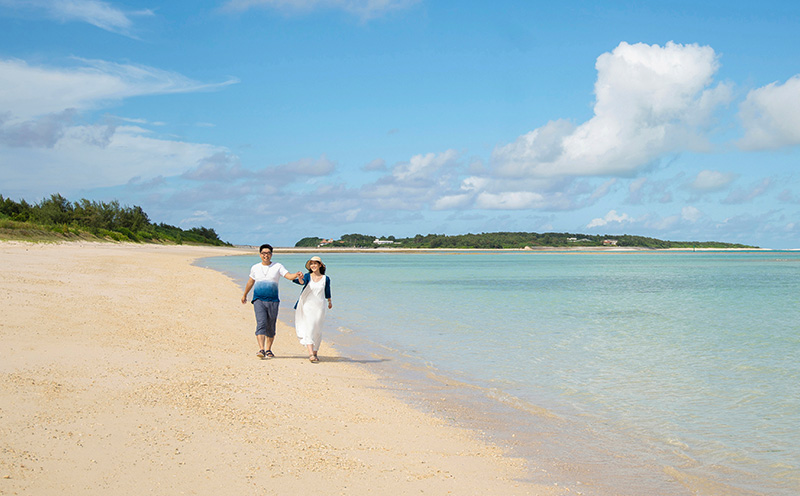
305,256,326,271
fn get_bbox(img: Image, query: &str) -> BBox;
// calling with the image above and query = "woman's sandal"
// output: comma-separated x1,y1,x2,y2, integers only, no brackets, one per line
309,355,319,363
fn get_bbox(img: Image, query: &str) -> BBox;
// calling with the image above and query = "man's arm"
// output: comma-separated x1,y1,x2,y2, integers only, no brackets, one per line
284,271,303,282
241,277,255,304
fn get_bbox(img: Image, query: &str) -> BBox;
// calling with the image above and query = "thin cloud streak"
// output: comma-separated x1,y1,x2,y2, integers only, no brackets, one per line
220,0,420,20
0,0,153,35
0,58,239,121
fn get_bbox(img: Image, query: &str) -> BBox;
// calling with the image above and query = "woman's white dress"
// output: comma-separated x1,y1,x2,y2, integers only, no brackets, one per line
295,276,327,350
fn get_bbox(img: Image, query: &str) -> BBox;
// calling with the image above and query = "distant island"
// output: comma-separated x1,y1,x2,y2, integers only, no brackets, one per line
296,233,757,250
1,193,230,246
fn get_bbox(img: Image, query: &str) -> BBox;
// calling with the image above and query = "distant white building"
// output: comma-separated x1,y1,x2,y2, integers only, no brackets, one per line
374,238,394,245
603,239,618,246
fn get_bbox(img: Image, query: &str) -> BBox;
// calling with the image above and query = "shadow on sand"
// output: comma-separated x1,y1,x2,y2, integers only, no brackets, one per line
263,354,390,364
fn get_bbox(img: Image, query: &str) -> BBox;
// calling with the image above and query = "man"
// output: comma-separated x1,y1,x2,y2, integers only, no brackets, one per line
241,244,303,358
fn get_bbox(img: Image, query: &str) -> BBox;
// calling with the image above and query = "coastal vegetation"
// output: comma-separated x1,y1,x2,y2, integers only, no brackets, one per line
296,232,756,249
0,193,230,246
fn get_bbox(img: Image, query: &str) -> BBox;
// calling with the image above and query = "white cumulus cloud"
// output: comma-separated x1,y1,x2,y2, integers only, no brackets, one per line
738,75,800,150
392,149,459,183
475,191,546,210
432,193,473,210
352,149,461,210
587,210,633,228
492,41,732,179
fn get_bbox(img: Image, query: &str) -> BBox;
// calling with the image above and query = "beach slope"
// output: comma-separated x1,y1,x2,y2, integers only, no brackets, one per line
0,242,561,495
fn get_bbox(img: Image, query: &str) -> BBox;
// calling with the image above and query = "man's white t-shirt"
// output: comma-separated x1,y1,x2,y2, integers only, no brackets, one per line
249,262,289,302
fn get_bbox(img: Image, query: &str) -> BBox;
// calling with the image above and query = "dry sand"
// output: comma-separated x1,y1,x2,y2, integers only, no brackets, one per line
0,241,565,495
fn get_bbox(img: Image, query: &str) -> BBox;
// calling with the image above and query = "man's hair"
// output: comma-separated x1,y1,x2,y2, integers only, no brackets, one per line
259,244,273,253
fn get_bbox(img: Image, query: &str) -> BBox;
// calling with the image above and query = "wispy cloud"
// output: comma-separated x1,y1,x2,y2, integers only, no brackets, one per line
0,0,154,36
0,55,241,195
0,57,239,121
625,176,675,204
181,152,248,182
362,158,386,171
681,206,703,223
1,124,228,196
778,189,800,204
722,178,772,204
689,169,738,192
220,0,419,20
181,154,336,188
0,109,76,148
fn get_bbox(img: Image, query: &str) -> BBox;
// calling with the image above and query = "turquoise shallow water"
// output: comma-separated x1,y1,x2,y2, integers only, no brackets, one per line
201,250,800,496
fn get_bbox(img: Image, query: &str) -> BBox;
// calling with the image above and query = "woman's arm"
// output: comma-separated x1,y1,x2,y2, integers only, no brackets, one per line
325,276,332,308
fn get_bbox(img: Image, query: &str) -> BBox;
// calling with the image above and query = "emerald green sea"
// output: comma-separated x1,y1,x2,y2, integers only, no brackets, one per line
201,250,800,496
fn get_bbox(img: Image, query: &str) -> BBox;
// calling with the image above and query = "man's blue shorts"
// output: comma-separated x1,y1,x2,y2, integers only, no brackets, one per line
253,300,279,337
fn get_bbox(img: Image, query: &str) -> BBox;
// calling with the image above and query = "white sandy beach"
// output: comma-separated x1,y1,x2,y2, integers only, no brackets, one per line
0,241,565,495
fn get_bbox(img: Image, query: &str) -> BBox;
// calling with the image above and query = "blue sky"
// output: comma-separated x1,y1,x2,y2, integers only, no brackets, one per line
1,1,799,248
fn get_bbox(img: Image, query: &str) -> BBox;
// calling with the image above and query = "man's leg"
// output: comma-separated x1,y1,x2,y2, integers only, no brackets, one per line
264,301,279,356
253,301,268,357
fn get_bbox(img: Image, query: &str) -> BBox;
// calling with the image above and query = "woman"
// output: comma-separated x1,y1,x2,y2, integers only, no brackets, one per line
293,256,332,362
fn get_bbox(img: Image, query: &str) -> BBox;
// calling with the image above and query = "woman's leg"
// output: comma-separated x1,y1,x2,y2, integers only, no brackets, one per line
307,343,318,361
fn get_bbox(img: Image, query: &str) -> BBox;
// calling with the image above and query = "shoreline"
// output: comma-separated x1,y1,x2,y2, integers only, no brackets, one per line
260,246,775,253
201,249,694,496
0,241,564,495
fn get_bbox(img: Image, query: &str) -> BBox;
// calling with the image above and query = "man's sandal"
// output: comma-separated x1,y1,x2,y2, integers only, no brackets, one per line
265,350,275,358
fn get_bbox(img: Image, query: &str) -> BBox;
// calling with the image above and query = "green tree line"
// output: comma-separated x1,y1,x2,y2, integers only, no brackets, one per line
1,193,230,246
296,231,756,249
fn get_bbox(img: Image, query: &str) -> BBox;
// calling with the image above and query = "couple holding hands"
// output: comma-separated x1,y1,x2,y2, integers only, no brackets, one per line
241,244,332,363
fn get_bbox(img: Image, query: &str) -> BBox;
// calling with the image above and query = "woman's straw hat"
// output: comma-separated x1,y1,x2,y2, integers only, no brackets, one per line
305,256,326,271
